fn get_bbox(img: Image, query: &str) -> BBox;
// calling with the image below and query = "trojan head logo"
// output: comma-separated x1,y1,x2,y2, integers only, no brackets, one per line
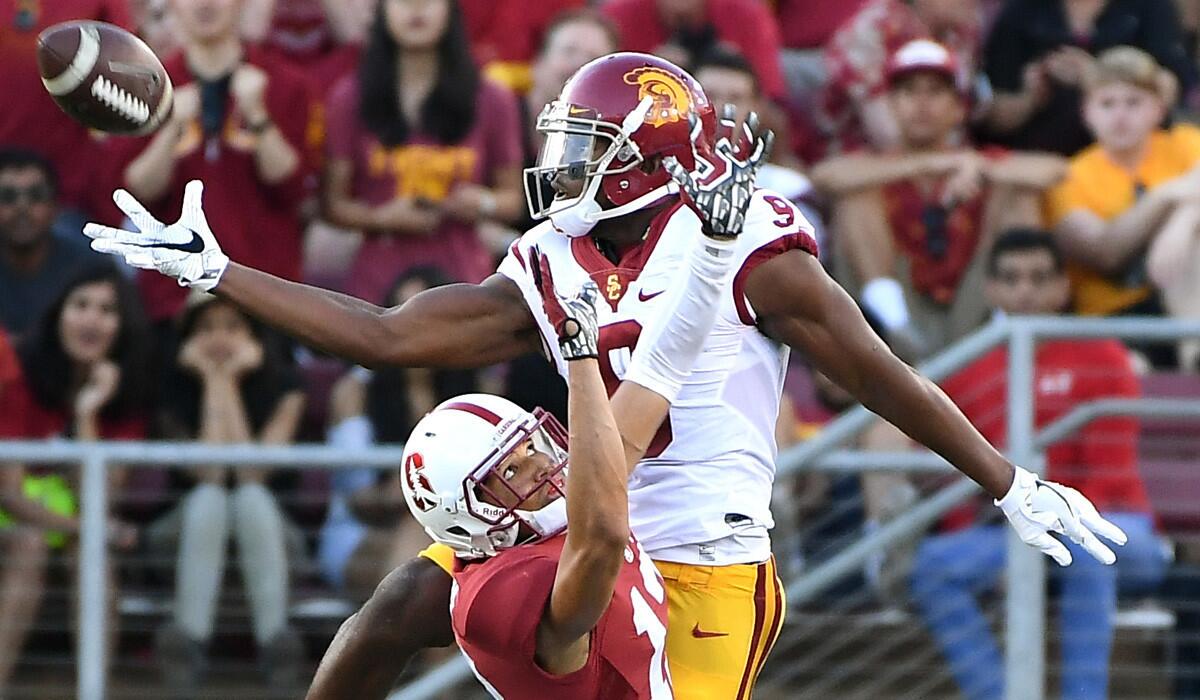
623,67,692,128
403,453,437,512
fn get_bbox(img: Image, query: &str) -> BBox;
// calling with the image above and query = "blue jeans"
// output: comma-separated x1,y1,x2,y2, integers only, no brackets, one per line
910,513,1166,700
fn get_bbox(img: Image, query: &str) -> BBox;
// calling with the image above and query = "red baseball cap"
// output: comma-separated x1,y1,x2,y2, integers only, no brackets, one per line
886,39,963,91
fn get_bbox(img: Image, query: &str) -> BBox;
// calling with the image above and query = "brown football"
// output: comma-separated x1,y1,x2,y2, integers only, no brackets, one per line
36,20,173,136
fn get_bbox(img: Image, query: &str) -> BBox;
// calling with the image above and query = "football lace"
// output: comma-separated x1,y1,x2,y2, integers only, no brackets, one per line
91,75,150,124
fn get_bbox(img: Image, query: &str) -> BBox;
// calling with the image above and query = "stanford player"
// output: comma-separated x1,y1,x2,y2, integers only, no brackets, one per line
85,53,1126,699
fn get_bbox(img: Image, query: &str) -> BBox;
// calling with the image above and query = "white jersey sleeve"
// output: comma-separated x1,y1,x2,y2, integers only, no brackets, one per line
727,188,820,327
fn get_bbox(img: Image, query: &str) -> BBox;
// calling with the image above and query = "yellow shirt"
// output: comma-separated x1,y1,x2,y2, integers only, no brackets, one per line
1046,124,1200,315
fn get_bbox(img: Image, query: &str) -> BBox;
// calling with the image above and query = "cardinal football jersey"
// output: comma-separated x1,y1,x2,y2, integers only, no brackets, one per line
451,533,672,699
497,190,818,561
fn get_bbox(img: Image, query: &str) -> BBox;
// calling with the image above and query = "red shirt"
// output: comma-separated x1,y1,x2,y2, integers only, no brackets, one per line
0,369,145,441
452,533,671,699
0,0,131,213
109,48,315,321
817,0,979,157
881,158,994,304
324,76,523,302
775,0,868,50
460,0,586,66
603,0,786,100
941,339,1151,527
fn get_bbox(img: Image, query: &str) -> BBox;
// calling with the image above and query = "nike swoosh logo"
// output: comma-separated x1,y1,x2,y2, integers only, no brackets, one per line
691,623,728,639
638,289,664,302
147,228,205,254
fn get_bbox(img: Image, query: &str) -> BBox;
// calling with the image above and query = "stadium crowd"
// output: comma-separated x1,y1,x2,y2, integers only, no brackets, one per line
2,0,1200,697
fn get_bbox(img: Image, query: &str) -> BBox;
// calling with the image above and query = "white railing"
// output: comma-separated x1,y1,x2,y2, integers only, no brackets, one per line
2,316,1199,699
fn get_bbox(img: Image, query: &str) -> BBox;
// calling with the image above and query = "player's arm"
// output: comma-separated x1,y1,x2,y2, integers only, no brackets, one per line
84,181,541,368
751,251,1014,494
747,251,1127,565
305,557,454,700
216,264,541,368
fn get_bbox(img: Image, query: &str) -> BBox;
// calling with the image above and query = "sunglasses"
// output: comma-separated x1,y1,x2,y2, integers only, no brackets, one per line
0,184,53,206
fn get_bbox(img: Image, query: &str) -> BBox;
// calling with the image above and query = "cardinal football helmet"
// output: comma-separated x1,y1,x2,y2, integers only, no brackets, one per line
399,394,569,559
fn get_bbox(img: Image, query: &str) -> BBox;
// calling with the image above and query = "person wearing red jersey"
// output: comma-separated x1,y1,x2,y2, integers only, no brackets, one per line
910,229,1167,700
85,53,1125,700
113,0,313,323
0,266,147,695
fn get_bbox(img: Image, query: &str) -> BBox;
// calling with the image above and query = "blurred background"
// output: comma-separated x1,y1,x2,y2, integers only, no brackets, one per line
2,0,1200,698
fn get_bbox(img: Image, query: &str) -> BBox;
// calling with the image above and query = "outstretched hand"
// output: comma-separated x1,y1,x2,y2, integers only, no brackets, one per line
83,180,229,291
997,466,1128,566
664,103,774,240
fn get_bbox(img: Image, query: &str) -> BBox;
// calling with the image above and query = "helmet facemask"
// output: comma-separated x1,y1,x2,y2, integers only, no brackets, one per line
458,408,570,557
524,97,659,225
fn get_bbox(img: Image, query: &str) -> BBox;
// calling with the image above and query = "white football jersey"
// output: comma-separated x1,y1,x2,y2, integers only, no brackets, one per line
497,189,818,560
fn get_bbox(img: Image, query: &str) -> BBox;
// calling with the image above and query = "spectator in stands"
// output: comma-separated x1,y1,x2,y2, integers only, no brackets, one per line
812,40,1065,358
0,0,130,220
603,0,787,101
1047,46,1200,369
982,0,1194,156
318,267,478,600
459,0,586,93
775,0,868,101
241,0,367,100
155,293,306,689
691,48,826,249
0,150,110,337
323,0,524,304
910,229,1167,700
0,266,147,696
130,0,181,56
119,0,313,325
816,0,982,158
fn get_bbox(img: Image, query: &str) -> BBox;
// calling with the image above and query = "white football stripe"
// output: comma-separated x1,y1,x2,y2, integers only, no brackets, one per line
42,24,101,96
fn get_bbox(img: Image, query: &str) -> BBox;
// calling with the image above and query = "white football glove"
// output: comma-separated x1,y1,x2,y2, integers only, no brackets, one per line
83,180,229,292
996,466,1128,566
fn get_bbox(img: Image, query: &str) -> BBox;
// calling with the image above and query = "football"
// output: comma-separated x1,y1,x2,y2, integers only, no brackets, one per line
36,20,173,136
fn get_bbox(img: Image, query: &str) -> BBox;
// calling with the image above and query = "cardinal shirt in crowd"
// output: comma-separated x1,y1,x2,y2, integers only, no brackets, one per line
323,76,522,304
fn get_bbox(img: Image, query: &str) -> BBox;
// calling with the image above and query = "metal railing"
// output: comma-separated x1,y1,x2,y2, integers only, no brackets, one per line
0,442,407,700
1,315,1198,699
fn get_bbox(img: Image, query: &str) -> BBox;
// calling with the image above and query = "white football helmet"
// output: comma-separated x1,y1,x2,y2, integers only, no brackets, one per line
400,394,569,560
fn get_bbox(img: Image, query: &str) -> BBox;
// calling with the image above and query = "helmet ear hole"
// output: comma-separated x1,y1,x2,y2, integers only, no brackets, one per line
446,525,470,537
